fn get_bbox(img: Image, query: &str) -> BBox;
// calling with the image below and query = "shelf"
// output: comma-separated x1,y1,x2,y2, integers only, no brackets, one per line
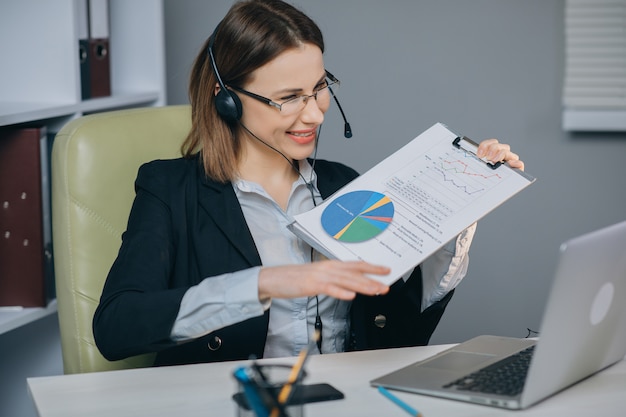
0,0,165,339
0,101,76,127
79,91,162,113
0,0,166,128
0,299,58,336
0,92,162,127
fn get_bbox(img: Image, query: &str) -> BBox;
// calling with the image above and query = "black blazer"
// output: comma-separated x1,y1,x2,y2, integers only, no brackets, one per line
93,155,453,366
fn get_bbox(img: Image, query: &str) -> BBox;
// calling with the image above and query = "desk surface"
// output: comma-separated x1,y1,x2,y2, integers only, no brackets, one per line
27,344,626,417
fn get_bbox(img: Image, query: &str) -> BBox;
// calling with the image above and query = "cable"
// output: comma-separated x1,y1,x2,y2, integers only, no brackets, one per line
239,121,324,353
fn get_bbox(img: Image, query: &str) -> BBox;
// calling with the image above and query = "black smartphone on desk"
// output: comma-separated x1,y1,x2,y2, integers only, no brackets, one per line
232,383,344,410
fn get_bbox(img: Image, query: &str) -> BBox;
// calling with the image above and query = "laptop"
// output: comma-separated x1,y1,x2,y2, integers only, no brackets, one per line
371,220,626,409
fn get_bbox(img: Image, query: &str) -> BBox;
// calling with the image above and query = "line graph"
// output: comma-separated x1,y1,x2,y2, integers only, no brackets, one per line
442,158,503,180
436,157,503,195
385,147,507,224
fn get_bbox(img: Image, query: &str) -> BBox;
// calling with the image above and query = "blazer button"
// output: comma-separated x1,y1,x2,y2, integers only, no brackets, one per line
207,335,222,351
374,314,387,328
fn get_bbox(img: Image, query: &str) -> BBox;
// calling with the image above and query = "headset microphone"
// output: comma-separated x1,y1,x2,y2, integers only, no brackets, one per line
329,87,352,138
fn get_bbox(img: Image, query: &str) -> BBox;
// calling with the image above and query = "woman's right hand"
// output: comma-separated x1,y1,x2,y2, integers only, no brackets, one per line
258,260,391,301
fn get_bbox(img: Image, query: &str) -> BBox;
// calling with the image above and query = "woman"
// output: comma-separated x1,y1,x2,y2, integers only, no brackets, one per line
93,0,524,366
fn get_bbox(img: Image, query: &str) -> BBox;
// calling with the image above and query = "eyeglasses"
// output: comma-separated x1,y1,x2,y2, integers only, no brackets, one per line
229,70,340,116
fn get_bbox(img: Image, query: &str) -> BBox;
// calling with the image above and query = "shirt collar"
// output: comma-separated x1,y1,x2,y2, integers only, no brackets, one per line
233,159,318,192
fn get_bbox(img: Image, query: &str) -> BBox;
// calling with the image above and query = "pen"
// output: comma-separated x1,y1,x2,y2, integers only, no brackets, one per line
269,330,321,417
234,366,270,417
250,363,289,417
377,386,423,417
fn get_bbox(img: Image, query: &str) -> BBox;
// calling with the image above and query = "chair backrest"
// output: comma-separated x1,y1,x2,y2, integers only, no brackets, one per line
52,105,191,373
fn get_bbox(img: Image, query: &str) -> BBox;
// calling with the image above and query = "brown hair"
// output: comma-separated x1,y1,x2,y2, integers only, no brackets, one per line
181,0,325,182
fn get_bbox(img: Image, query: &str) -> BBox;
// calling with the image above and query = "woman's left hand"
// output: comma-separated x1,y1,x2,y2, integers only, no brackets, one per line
476,139,525,171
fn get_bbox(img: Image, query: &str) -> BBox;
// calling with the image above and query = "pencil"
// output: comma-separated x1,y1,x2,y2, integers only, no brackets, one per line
378,386,423,417
269,330,320,417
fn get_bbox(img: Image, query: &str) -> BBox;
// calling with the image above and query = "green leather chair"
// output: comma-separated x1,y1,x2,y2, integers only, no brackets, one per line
52,105,191,373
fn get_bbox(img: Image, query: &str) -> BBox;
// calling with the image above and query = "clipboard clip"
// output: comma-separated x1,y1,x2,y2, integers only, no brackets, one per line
453,136,503,170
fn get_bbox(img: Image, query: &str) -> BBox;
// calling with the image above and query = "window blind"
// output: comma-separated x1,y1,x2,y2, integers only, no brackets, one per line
563,0,626,131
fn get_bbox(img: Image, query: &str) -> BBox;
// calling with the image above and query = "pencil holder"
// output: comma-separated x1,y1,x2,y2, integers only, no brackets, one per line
233,364,306,417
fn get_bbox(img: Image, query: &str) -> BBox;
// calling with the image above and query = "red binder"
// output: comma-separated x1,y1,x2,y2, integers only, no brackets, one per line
0,127,49,307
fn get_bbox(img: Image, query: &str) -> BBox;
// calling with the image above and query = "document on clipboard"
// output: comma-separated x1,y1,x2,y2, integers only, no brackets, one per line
288,122,536,286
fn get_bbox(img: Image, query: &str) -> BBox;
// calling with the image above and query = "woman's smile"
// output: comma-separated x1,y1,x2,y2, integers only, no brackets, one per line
287,127,317,145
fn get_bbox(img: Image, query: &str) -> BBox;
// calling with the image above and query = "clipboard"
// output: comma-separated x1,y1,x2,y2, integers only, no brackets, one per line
288,122,536,286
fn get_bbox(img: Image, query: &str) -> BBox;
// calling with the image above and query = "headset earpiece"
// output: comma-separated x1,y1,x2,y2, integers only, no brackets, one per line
214,88,242,123
208,23,242,123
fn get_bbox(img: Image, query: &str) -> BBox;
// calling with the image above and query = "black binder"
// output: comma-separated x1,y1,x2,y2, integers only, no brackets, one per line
87,0,111,97
78,0,91,99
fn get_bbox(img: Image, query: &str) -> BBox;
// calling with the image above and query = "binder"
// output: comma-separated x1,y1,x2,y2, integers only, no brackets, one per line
0,127,50,307
87,0,111,97
42,131,56,301
78,0,91,99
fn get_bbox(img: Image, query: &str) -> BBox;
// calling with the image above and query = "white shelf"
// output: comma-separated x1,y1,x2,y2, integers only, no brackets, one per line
0,92,161,127
0,300,58,336
0,0,166,129
0,0,165,338
0,101,77,127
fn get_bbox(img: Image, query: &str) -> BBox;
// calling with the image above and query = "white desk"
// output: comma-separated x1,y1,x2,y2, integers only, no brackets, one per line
27,344,626,417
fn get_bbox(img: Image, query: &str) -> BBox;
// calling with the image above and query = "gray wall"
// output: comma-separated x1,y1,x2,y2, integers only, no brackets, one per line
164,0,626,344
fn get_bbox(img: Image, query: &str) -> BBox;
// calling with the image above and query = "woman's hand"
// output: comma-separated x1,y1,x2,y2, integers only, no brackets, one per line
476,138,525,171
258,260,390,301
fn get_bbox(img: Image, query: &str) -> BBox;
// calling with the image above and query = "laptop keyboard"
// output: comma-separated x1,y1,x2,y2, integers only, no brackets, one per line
443,345,536,397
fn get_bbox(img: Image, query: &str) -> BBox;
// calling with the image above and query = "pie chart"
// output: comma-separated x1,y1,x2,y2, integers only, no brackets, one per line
321,190,394,242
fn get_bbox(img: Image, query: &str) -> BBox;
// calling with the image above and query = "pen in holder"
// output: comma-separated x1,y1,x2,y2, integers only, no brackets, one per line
233,364,306,417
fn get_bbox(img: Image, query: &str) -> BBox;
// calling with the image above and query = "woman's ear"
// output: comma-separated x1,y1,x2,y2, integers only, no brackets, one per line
214,82,221,97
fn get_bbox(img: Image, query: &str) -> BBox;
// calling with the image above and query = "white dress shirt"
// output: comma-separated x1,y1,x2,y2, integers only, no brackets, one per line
171,160,475,358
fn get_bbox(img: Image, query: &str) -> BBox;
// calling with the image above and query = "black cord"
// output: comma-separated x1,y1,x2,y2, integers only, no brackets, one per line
308,131,322,353
240,122,324,353
238,122,320,196
314,301,323,354
525,328,540,338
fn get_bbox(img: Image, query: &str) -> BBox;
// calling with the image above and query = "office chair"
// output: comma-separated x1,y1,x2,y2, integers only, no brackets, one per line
52,105,191,373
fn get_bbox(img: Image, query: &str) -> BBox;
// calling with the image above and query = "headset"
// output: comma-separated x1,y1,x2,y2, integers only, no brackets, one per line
207,26,243,124
207,25,352,137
